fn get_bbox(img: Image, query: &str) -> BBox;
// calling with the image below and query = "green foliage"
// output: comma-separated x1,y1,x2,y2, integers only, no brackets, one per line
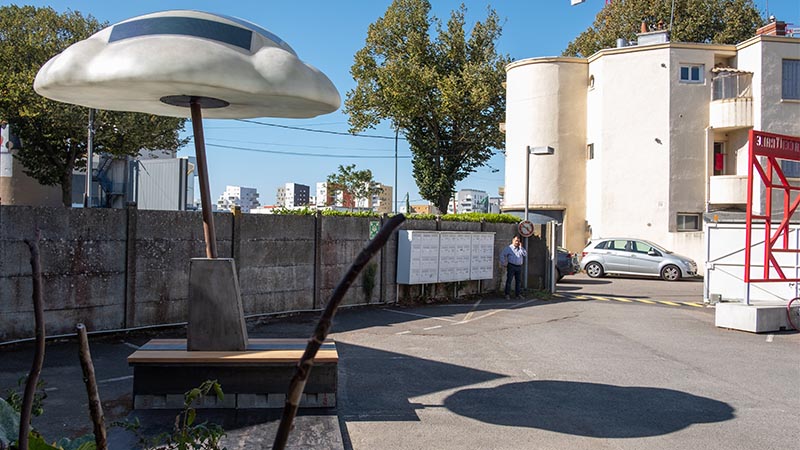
346,0,509,214
3,377,47,418
321,209,380,218
362,263,378,299
0,5,188,206
326,164,382,211
114,380,226,450
409,212,519,223
563,0,765,57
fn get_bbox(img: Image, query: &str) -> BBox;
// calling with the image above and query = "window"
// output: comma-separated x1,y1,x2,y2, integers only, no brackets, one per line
677,213,701,231
632,241,660,255
608,240,629,251
587,143,594,160
783,59,800,100
680,64,704,83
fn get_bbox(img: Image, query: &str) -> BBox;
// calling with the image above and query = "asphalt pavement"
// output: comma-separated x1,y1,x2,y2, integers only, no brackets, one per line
1,274,798,450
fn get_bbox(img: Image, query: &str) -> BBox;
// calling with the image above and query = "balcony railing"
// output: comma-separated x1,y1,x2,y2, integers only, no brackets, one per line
709,71,753,130
709,175,748,205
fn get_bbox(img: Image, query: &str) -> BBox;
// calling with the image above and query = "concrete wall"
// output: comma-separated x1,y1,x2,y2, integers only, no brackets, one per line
0,205,528,341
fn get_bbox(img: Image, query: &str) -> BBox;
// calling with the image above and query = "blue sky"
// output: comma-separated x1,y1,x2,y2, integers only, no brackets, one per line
8,0,800,207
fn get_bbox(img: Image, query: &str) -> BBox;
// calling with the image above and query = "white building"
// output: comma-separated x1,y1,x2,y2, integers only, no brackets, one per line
503,21,800,272
276,182,310,208
447,189,489,214
216,185,260,213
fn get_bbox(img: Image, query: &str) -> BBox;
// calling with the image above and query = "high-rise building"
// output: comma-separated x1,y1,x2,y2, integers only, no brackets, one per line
216,185,260,213
447,189,489,214
276,182,310,208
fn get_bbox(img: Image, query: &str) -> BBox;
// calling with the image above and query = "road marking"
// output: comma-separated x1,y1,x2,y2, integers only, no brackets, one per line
122,341,140,349
657,300,682,307
632,299,657,304
395,330,411,335
383,309,457,322
766,334,774,343
98,375,133,384
464,299,482,321
682,302,704,308
423,325,442,331
557,293,704,308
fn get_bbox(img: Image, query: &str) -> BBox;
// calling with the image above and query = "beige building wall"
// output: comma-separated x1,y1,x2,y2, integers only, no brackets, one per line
505,34,799,275
0,155,62,207
504,57,587,253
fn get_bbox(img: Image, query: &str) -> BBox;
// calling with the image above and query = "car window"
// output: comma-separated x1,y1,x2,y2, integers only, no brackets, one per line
608,240,629,251
594,241,607,250
632,241,653,254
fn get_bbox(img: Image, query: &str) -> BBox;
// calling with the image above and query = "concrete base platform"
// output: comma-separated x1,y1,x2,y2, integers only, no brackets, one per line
128,338,338,409
108,409,344,450
715,302,791,333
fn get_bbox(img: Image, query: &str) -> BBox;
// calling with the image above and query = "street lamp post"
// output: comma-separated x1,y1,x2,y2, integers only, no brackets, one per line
523,146,530,290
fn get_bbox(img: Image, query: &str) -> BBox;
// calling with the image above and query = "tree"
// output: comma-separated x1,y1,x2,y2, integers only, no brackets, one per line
345,0,508,214
0,5,187,207
564,0,765,57
326,164,382,211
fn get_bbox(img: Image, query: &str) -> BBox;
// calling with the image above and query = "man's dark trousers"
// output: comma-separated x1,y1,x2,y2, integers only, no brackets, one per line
505,263,522,297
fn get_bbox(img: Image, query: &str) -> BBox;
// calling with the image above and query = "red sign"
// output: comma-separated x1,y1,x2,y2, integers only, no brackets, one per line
518,220,534,238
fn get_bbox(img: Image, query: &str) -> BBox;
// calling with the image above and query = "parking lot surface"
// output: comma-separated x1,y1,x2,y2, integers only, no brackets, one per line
2,275,798,449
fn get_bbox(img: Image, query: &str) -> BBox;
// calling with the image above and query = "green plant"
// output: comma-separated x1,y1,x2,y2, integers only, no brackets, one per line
114,380,226,450
3,377,46,418
362,263,378,299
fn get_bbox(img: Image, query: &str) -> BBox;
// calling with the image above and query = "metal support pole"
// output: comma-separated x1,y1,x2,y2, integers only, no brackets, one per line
394,128,398,214
190,99,218,259
84,109,95,208
523,147,530,290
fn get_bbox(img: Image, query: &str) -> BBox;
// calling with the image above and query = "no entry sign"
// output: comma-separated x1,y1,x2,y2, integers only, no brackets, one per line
518,220,534,238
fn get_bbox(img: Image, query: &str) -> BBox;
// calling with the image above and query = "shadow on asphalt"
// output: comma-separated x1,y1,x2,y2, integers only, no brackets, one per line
336,342,506,422
443,380,734,438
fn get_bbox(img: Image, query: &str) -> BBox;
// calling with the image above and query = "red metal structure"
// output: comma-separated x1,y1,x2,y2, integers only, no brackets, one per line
744,130,800,294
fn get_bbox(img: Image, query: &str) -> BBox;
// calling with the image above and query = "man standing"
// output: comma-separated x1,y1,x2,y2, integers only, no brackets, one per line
500,235,527,299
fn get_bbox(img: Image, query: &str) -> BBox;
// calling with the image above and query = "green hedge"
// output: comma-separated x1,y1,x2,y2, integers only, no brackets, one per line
270,208,519,223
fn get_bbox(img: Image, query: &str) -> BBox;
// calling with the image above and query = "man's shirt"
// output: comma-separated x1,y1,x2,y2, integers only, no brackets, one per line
500,244,527,266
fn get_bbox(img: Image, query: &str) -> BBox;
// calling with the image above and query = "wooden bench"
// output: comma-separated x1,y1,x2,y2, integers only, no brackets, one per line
128,338,338,409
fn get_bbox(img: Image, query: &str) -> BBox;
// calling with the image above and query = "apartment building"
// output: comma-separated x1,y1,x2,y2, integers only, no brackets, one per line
503,21,800,271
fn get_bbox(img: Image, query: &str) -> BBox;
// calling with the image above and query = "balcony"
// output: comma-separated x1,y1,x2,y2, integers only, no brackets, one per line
709,175,748,205
709,70,753,131
710,97,753,130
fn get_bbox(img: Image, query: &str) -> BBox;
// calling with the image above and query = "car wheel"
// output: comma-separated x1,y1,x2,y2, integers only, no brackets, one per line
661,264,681,281
585,262,604,278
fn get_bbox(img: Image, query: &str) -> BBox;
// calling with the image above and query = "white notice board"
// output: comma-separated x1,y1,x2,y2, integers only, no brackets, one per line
469,233,495,280
396,230,440,284
397,230,495,284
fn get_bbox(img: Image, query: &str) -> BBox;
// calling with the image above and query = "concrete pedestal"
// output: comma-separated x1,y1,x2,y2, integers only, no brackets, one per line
188,258,248,351
715,302,791,333
128,338,338,409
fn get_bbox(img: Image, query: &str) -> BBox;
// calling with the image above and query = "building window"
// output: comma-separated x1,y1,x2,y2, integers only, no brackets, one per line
680,64,704,83
587,143,594,160
713,142,725,175
677,213,701,232
783,59,800,100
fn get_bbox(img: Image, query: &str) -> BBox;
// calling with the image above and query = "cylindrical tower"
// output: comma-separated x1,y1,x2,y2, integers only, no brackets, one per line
504,57,588,252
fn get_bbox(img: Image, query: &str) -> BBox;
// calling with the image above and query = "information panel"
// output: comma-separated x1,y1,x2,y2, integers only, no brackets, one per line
397,230,495,284
469,233,495,280
438,232,472,282
396,230,440,284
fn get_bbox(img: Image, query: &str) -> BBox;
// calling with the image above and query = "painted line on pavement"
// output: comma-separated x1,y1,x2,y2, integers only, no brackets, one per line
423,325,443,331
383,309,457,322
98,375,133,384
464,299,482,321
557,293,705,308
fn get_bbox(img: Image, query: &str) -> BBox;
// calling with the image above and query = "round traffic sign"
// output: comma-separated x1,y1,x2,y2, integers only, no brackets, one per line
518,220,534,238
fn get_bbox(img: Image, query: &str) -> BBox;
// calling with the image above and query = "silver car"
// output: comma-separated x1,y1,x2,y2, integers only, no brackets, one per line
580,238,698,281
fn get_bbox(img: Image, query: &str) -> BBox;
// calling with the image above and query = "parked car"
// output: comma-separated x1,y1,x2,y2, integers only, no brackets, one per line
556,247,580,282
580,238,697,281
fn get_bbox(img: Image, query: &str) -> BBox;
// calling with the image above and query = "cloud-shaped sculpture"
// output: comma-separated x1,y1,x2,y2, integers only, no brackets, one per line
34,10,340,119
